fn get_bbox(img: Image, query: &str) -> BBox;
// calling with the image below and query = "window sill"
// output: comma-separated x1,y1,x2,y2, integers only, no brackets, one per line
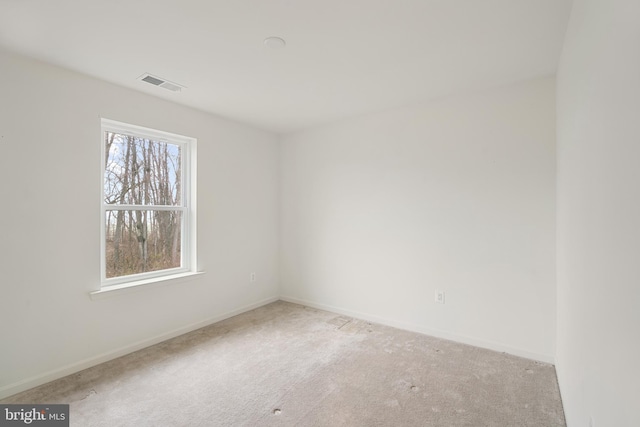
90,271,205,300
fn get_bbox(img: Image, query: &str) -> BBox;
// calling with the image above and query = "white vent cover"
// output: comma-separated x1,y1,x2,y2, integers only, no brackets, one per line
138,73,185,92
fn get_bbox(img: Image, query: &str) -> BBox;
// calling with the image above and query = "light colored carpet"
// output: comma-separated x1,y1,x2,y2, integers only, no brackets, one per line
2,301,565,426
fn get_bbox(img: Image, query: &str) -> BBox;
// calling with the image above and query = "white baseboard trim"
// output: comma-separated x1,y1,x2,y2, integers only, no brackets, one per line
0,296,279,400
1,294,554,400
279,295,555,365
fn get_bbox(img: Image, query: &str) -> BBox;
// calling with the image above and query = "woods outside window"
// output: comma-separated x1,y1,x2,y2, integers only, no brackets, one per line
101,119,196,287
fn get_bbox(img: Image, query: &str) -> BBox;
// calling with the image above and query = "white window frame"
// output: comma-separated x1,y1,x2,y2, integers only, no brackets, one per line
99,118,197,290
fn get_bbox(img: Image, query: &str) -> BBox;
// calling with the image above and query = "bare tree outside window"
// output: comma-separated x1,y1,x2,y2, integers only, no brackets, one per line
102,123,191,282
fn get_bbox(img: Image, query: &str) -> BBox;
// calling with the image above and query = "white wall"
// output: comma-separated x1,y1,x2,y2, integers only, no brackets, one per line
556,0,640,425
280,77,557,361
0,50,280,398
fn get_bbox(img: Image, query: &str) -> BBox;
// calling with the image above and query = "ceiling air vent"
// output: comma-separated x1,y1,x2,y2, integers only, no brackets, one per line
138,73,185,92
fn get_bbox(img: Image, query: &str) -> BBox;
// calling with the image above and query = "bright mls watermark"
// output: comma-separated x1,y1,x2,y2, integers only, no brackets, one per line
0,405,68,426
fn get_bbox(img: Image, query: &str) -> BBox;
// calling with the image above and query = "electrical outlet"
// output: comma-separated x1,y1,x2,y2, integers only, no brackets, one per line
250,272,256,282
435,290,445,304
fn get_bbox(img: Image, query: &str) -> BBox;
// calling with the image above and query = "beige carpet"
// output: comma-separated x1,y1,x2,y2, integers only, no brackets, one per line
2,301,565,426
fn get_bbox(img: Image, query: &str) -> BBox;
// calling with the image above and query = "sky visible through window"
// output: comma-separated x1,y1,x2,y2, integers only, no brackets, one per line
104,133,181,206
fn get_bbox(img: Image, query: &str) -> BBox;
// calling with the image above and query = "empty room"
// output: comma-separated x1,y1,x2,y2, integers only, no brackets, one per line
0,0,638,426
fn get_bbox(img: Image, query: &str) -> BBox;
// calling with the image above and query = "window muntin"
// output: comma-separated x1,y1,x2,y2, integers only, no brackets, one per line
101,119,195,286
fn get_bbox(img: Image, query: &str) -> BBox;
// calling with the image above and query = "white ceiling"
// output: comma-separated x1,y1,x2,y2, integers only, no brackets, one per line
0,0,572,134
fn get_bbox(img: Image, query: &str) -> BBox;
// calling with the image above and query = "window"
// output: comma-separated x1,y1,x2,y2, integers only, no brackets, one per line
101,119,196,288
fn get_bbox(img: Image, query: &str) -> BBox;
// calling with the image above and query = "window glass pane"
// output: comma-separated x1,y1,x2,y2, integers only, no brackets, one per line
105,210,182,278
104,132,182,206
